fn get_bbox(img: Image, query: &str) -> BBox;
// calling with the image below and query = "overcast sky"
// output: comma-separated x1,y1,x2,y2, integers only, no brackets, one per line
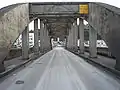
0,0,120,9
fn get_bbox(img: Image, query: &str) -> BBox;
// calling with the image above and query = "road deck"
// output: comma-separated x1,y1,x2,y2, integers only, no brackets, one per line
0,47,120,90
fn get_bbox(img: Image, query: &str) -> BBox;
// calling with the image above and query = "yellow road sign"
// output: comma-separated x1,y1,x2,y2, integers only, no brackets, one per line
79,4,89,14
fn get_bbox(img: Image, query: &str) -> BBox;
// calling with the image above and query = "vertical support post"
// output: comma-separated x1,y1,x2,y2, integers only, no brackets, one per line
89,25,97,58
67,27,73,50
71,24,74,49
73,19,78,52
50,37,52,50
22,26,29,60
40,20,51,53
44,24,51,52
67,35,69,49
65,36,67,48
67,36,69,49
79,18,84,54
0,62,5,73
40,20,44,53
34,19,39,56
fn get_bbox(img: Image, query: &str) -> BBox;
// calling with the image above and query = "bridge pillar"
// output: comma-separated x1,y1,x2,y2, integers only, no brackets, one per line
115,57,120,70
67,28,73,50
72,20,78,52
66,35,69,49
34,19,39,57
22,26,29,60
65,37,67,48
40,20,51,53
89,25,97,58
0,62,5,73
40,20,44,53
79,18,84,54
67,21,78,52
44,24,51,51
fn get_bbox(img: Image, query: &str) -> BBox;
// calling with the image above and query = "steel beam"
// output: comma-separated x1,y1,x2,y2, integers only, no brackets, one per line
34,19,39,57
79,18,84,54
22,26,29,60
30,2,89,5
40,20,51,53
72,20,78,51
67,28,72,49
89,25,97,58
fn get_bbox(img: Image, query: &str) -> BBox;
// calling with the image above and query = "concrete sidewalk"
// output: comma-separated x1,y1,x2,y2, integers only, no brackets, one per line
68,50,120,76
81,52,116,69
0,53,36,78
0,50,50,78
4,53,34,70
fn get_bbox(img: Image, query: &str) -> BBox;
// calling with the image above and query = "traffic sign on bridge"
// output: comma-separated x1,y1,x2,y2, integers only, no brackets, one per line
79,4,89,14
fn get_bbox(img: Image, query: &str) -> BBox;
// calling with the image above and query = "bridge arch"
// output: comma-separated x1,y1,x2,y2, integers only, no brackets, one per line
0,3,29,72
0,2,120,72
88,2,120,70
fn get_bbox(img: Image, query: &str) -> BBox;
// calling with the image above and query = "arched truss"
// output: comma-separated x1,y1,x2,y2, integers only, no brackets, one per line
0,2,120,70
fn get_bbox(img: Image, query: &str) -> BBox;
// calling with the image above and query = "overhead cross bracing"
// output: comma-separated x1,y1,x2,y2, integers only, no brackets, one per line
29,2,88,38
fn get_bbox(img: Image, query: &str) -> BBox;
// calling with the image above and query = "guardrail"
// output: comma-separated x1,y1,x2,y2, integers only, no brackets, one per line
84,47,115,59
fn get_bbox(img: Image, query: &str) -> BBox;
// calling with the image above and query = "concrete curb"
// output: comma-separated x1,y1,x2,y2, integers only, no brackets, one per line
0,51,50,78
67,49,120,78
0,58,32,78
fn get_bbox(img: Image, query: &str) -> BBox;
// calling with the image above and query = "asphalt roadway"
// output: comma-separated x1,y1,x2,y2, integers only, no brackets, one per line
0,47,120,90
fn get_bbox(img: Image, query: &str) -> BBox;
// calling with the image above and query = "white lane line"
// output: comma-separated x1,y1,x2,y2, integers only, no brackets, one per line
63,49,120,90
34,51,56,90
62,50,87,90
5,50,56,90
